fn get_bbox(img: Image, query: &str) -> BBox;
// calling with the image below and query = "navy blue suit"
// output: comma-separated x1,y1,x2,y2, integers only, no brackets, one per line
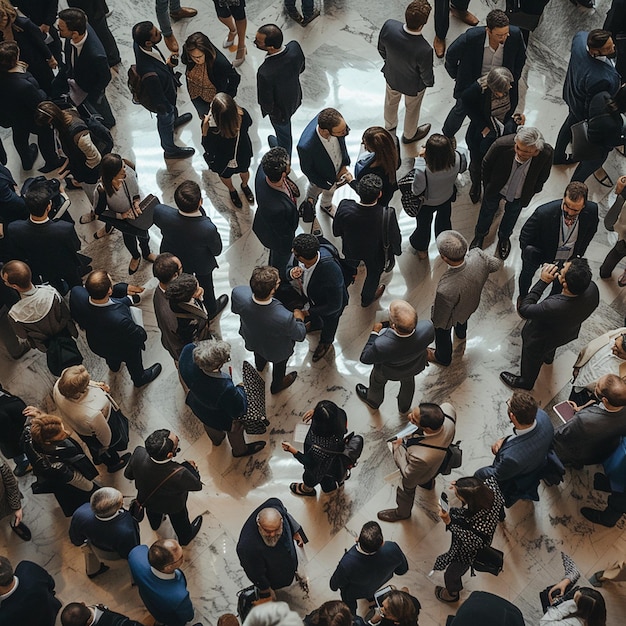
70,283,149,385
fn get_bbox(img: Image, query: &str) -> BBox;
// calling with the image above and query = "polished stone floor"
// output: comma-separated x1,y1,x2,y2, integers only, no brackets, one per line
1,0,626,624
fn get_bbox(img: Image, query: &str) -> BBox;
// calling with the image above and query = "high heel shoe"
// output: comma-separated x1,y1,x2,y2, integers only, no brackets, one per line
128,257,140,275
223,29,236,48
232,46,246,68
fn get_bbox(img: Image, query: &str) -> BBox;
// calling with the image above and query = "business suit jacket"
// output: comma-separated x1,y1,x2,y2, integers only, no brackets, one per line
482,134,553,207
393,403,456,487
257,41,305,121
0,69,47,130
61,25,111,97
69,283,147,362
252,166,299,253
360,320,435,380
0,560,62,626
6,218,82,289
231,286,306,363
128,545,193,626
133,42,177,113
377,19,434,96
573,327,626,386
519,278,600,353
124,445,201,514
333,199,401,265
444,25,526,98
554,403,626,465
460,80,518,138
563,31,621,121
153,286,186,361
519,199,599,262
69,502,140,557
297,116,350,190
92,607,143,626
153,204,222,275
475,408,554,483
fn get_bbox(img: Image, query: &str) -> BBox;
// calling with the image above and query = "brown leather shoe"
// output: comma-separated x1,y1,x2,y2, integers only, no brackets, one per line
377,509,410,522
164,34,179,52
433,36,446,59
402,123,431,144
450,7,479,25
271,372,298,394
312,343,332,362
170,7,197,19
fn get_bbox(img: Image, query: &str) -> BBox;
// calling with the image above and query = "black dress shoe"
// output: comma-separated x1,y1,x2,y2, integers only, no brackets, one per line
469,184,481,204
580,507,617,527
312,342,332,362
355,383,379,409
497,237,511,260
38,157,65,173
107,452,131,473
271,372,298,394
469,235,484,250
593,473,613,493
402,123,431,144
210,294,229,320
87,563,110,579
233,441,267,457
174,113,193,128
499,371,532,390
135,363,162,387
164,147,195,159
180,515,203,545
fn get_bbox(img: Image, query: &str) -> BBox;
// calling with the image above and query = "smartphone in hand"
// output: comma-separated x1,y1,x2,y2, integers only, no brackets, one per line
439,492,449,513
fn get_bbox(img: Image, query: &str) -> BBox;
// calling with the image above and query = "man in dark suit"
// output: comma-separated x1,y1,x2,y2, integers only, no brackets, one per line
470,127,553,260
55,8,115,128
6,181,85,294
131,21,194,160
333,174,401,307
442,9,526,139
69,270,162,387
236,497,307,600
153,180,227,319
554,30,621,164
152,252,186,364
475,391,554,506
69,487,140,578
253,148,300,280
288,233,349,362
124,429,202,546
501,257,600,390
297,108,351,216
61,601,143,626
378,0,433,144
255,24,305,157
0,556,62,626
518,182,599,298
232,265,306,394
356,299,434,413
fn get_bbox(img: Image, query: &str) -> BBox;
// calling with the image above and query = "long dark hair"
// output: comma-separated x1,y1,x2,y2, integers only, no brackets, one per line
34,101,73,131
100,153,124,197
424,134,455,172
570,588,607,626
210,93,242,138
455,476,495,516
182,31,217,72
309,400,347,437
362,126,398,184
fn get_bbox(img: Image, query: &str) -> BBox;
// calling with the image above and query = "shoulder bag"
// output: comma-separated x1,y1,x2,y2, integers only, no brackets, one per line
241,360,270,434
457,517,503,576
382,205,397,273
313,432,364,481
570,115,611,162
129,465,185,522
406,414,462,475
398,168,427,218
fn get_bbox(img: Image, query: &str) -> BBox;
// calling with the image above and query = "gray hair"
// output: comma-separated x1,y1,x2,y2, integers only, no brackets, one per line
90,487,123,517
243,602,303,626
436,230,468,262
515,126,544,151
193,339,231,374
479,67,513,94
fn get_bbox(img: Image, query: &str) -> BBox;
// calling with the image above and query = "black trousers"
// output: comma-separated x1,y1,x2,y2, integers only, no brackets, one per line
147,504,195,545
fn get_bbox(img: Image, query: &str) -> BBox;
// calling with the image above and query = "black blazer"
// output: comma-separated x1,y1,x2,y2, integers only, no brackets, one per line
182,47,240,97
444,25,526,97
124,445,202,514
17,0,59,27
252,165,299,252
0,70,47,129
482,134,553,207
519,199,599,262
95,608,143,626
61,24,111,97
460,81,518,137
134,42,177,112
153,203,222,275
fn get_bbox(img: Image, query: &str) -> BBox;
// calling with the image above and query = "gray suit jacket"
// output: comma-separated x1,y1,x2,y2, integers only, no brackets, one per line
360,320,434,380
153,286,185,361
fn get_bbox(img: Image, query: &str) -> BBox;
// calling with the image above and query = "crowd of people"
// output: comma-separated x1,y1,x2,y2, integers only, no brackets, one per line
1,0,626,625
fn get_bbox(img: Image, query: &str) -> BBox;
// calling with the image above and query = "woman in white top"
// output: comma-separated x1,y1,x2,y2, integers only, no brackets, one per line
53,365,130,473
540,588,606,626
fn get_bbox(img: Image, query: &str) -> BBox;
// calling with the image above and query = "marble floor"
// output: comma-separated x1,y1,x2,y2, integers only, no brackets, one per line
1,0,626,624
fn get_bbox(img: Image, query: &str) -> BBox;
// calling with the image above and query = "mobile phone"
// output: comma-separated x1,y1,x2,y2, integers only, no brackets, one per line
374,585,392,608
439,492,449,513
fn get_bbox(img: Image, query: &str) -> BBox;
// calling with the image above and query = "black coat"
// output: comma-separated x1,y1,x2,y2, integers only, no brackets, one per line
17,0,58,27
182,48,240,97
587,91,625,147
0,70,47,130
0,164,28,229
519,199,599,262
134,42,177,112
0,385,26,459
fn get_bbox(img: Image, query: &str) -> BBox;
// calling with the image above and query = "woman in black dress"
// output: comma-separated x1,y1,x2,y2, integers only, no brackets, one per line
201,92,254,208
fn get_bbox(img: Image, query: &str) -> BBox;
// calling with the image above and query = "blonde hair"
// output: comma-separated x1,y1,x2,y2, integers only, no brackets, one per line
30,414,69,445
57,365,91,399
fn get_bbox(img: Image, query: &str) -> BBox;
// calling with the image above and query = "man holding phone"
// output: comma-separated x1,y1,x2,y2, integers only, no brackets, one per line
378,402,456,522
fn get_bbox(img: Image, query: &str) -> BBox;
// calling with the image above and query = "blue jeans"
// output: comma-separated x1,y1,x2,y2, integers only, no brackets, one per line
475,194,523,240
284,0,314,17
155,0,181,37
156,105,178,153
270,116,294,159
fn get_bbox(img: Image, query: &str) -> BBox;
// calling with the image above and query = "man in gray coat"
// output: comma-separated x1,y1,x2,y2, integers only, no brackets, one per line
356,300,434,413
429,230,501,366
378,0,434,144
378,401,456,522
231,266,306,394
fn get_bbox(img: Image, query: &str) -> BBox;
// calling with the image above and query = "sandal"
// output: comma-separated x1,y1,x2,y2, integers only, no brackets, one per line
435,586,459,603
229,189,243,208
80,211,96,224
233,46,247,68
618,270,626,287
593,169,613,187
290,482,317,497
241,185,255,204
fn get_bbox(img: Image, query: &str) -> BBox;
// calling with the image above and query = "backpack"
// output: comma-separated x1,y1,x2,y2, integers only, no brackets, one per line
318,237,358,286
314,432,364,481
127,65,160,113
410,413,463,476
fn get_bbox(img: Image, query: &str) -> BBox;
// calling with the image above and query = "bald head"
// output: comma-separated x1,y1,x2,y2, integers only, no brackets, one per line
257,507,284,547
389,300,417,335
597,374,626,407
1,260,33,291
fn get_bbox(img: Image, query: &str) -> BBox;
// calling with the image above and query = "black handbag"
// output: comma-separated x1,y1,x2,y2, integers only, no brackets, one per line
237,585,260,621
108,407,130,452
472,545,504,576
570,119,610,162
382,205,397,273
398,169,427,218
46,335,83,376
